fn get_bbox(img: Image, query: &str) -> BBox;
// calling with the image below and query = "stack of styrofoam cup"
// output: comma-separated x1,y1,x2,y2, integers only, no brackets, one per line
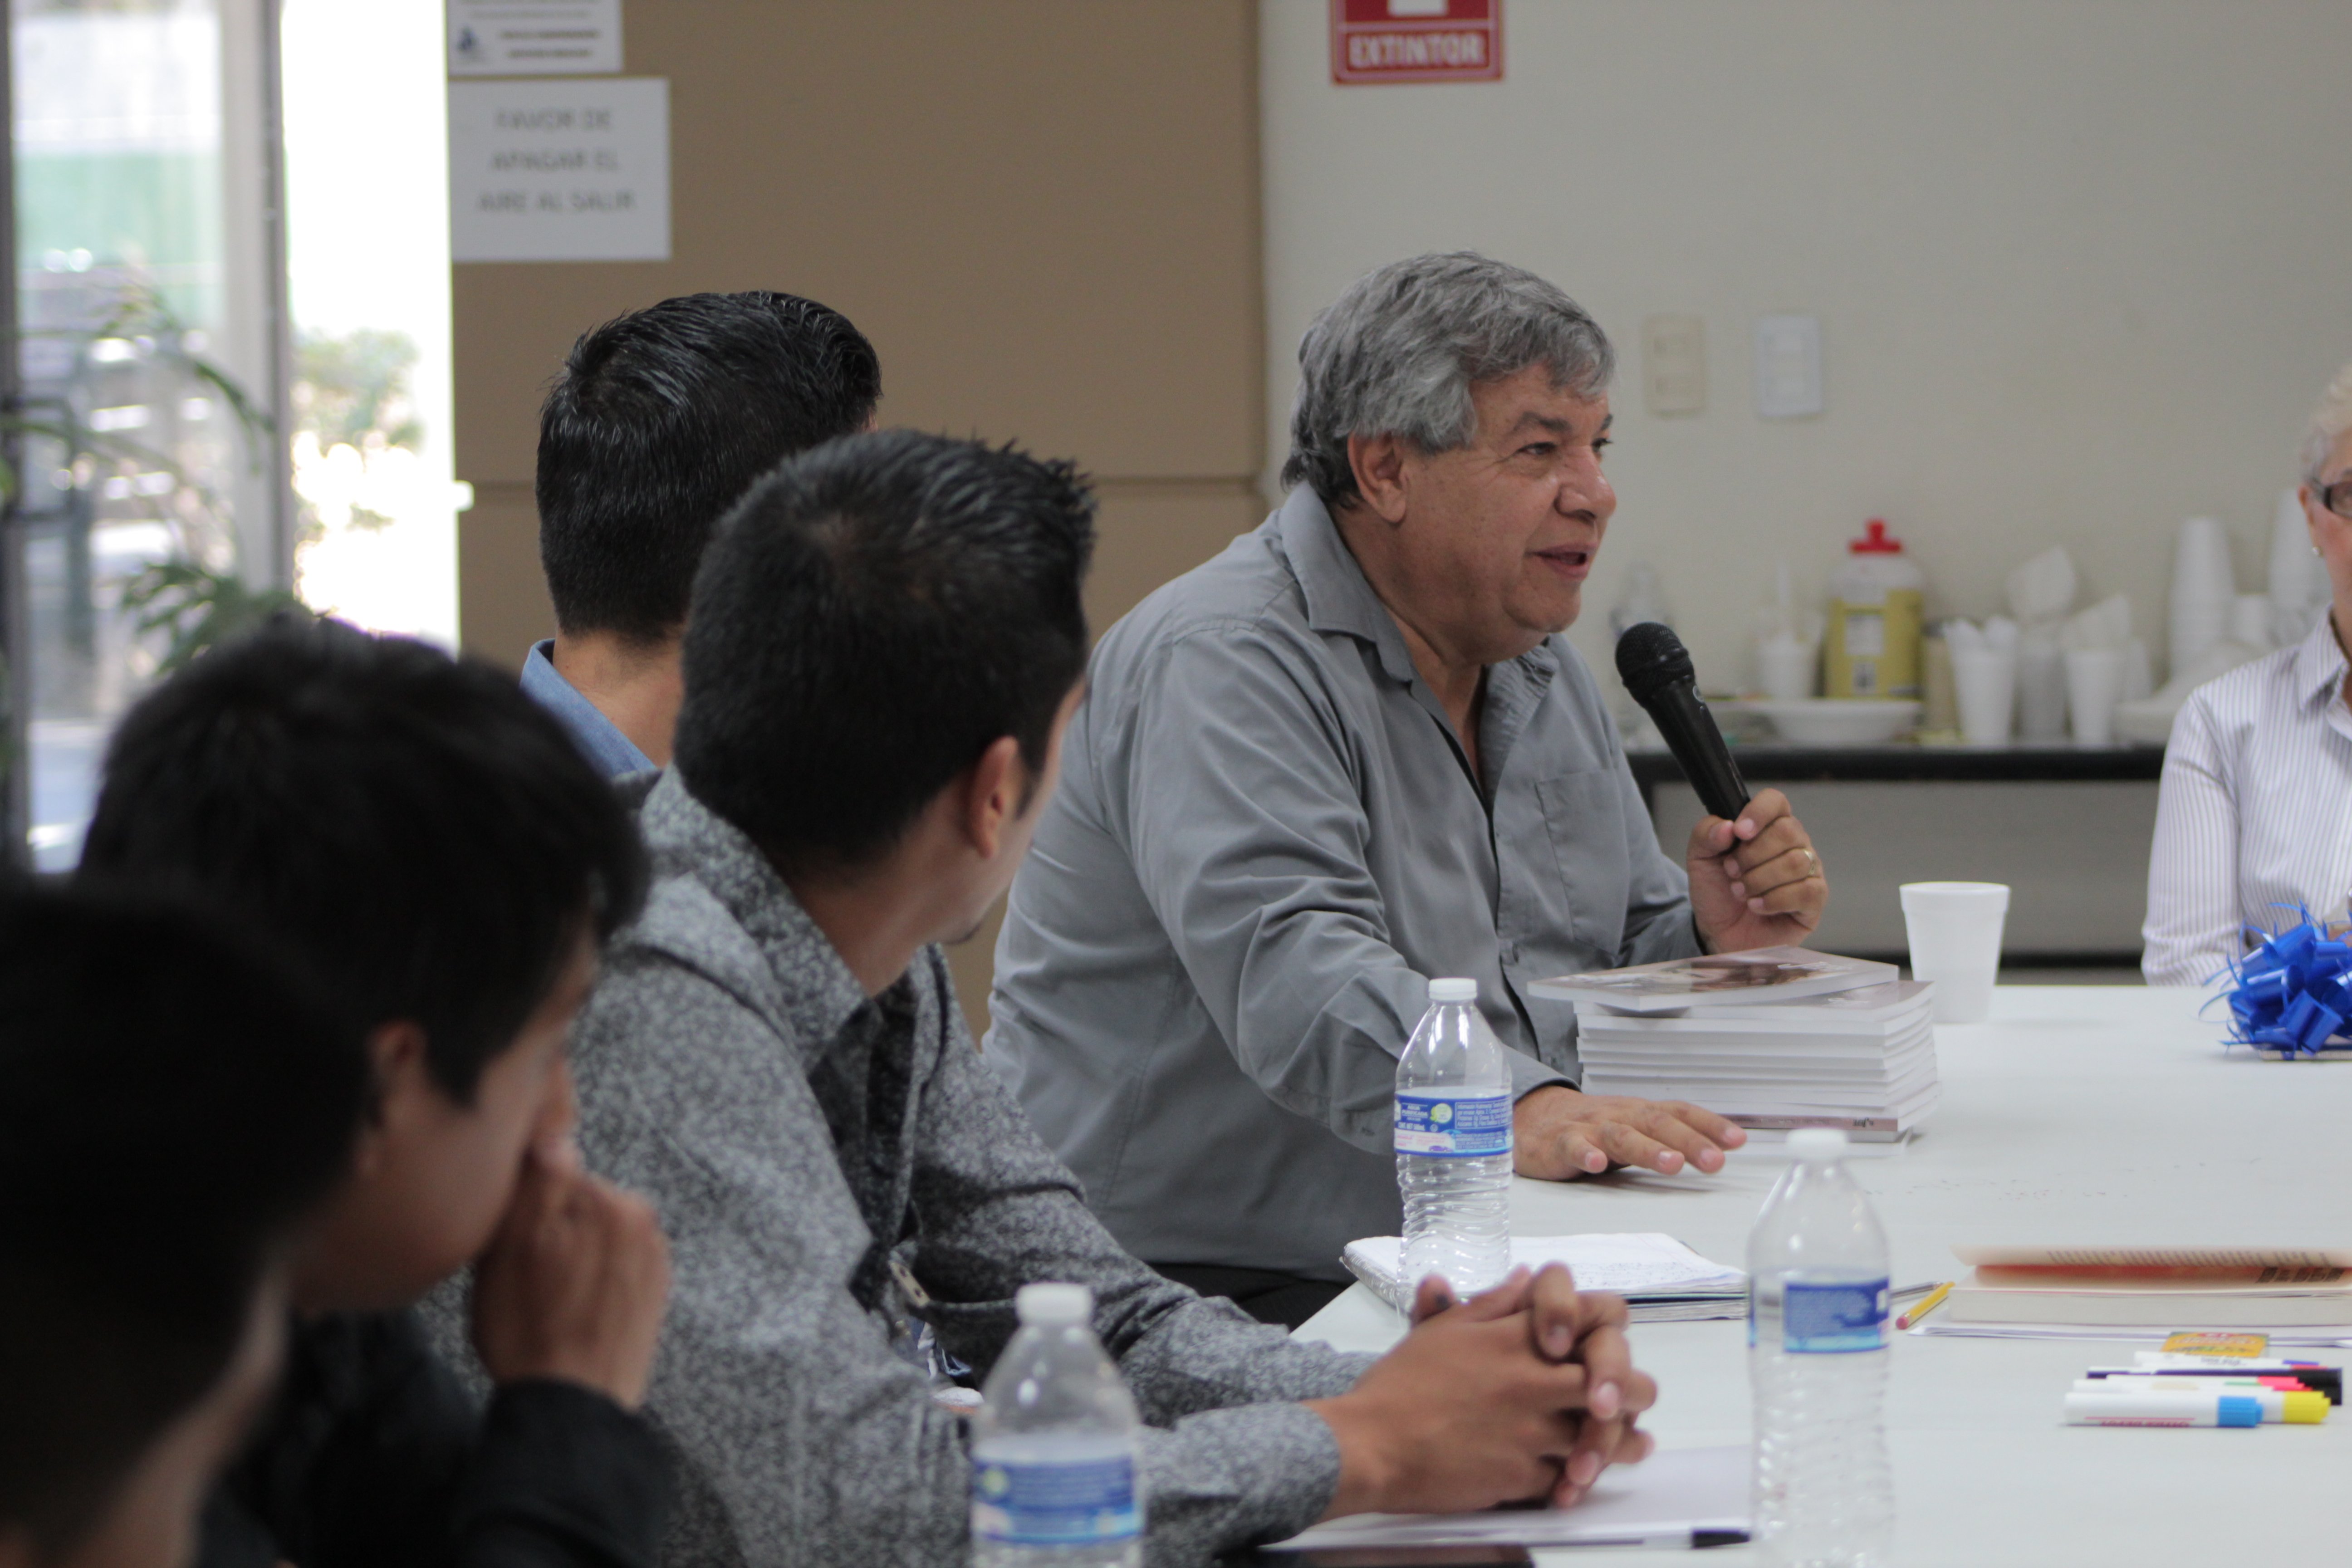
2005,547,2078,742
1900,882,2011,1024
2015,634,2068,740
2064,648,2126,744
1947,618,2019,745
2169,517,2235,681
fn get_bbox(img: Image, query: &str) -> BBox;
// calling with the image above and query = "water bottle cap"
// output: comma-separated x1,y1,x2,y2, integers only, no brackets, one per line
1428,977,1478,1003
1787,1127,1848,1160
1015,1282,1093,1326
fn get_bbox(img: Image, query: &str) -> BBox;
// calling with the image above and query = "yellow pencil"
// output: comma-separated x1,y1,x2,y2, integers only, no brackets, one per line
1896,1281,1954,1330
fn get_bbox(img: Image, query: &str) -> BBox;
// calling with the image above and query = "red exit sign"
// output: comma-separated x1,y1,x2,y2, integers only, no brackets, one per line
1331,0,1502,86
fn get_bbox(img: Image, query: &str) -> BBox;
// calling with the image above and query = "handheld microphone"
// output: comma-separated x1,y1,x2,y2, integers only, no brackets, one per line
1614,622,1752,823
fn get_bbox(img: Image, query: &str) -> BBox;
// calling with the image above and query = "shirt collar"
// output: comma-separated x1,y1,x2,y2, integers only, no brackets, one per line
1276,486,1424,686
1274,485,1564,693
519,639,658,779
2292,611,2350,710
637,768,874,1064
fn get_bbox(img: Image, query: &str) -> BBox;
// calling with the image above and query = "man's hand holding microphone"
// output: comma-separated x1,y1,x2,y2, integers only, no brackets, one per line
1513,623,1828,1181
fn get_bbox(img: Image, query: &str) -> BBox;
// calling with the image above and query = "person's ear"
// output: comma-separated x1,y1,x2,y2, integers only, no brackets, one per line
348,1020,435,1181
960,735,1026,862
2304,483,2330,550
1348,432,1413,524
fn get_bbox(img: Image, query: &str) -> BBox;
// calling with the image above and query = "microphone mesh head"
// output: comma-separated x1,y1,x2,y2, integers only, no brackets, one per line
1615,621,1694,703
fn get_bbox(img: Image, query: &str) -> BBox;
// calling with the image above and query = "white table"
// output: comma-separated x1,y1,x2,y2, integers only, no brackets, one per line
1291,987,2352,1565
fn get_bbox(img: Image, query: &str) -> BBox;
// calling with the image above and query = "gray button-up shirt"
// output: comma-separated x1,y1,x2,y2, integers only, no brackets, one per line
986,488,1697,1280
569,769,1370,1567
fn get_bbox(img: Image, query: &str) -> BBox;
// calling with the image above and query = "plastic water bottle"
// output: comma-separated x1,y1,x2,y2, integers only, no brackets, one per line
1394,976,1514,1297
1747,1127,1895,1567
971,1283,1142,1568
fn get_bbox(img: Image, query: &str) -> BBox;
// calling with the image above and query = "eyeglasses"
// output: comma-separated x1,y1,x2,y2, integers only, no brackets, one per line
2315,476,2352,519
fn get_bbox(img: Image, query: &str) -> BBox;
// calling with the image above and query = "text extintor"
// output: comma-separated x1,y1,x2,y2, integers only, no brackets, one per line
1330,0,1503,86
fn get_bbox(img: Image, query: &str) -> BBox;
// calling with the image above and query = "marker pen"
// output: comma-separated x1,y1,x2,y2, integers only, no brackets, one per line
2082,1374,2312,1394
2102,1362,2343,1403
2063,1390,2263,1427
2069,1381,2328,1423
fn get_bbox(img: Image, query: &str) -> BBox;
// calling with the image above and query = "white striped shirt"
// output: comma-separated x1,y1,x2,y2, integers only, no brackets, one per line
2143,611,2352,985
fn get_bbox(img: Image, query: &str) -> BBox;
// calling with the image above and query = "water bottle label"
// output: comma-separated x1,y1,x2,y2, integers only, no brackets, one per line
970,1454,1140,1546
1782,1278,1890,1353
1393,1093,1514,1157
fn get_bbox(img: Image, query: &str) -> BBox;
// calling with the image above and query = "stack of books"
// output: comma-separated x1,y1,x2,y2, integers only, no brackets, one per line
1529,947,1937,1144
1943,1247,2352,1328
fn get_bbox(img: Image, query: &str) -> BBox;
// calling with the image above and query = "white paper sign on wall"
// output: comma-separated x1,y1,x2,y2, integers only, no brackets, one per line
448,78,669,263
449,0,622,76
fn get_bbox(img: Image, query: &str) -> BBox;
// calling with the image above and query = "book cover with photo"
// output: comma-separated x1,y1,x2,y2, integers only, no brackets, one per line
1529,946,1897,1014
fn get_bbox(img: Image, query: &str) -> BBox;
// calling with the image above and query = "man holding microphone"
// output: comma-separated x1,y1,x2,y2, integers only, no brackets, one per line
987,252,1828,1327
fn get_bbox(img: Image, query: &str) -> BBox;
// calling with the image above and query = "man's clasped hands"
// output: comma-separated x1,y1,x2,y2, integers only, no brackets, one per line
1306,1264,1656,1522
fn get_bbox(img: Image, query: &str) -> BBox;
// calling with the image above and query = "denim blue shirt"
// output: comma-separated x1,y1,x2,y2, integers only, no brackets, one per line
519,639,656,779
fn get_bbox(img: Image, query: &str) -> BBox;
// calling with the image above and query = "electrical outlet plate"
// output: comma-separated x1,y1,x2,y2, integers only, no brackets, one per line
1642,314,1706,416
1754,314,1823,418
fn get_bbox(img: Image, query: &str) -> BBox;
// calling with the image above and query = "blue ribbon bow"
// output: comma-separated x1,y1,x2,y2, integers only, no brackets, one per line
2220,906,2352,1056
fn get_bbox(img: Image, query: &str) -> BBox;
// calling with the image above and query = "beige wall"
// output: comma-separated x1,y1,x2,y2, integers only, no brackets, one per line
1260,0,2352,698
453,1,1269,1034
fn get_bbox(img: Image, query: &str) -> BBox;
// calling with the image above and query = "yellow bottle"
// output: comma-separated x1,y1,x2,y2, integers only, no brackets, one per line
1825,519,1924,700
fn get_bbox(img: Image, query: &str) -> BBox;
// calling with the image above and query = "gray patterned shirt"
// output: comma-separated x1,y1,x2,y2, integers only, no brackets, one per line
986,487,1698,1281
570,769,1372,1567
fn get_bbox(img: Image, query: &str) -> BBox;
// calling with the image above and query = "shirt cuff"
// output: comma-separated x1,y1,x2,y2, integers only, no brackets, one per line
1507,1044,1572,1097
455,1379,672,1568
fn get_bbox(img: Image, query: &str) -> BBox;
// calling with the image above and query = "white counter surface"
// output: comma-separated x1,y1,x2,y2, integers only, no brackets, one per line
1291,986,2352,1565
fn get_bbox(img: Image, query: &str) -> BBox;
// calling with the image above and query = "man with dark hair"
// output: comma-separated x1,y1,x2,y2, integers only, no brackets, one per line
568,429,1660,1567
0,887,365,1568
78,617,677,1568
524,289,882,774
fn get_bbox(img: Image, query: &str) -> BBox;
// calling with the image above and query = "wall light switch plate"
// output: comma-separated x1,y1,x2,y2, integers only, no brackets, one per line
1754,313,1823,418
1642,314,1706,416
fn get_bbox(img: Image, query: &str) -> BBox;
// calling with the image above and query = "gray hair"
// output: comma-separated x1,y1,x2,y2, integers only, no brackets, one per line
2302,358,2352,479
1281,252,1614,508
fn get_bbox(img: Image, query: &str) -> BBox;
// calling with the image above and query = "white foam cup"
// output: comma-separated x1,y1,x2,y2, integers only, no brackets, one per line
2014,642,2068,740
1756,637,1818,701
2063,647,2125,746
1900,881,2010,1024
1950,647,2017,745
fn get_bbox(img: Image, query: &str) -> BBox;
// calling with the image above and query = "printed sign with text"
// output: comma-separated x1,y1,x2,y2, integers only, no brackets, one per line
448,77,669,262
449,0,622,76
1331,0,1502,86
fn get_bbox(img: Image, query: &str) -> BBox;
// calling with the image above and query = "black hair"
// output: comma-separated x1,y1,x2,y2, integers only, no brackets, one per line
674,429,1095,876
0,884,367,1553
537,290,882,643
78,616,649,1101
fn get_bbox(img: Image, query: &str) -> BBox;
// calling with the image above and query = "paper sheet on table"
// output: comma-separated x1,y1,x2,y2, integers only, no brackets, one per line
1264,1445,1749,1551
1343,1235,1745,1300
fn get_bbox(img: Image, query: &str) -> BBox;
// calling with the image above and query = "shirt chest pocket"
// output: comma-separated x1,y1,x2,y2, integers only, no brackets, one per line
1534,769,1635,957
